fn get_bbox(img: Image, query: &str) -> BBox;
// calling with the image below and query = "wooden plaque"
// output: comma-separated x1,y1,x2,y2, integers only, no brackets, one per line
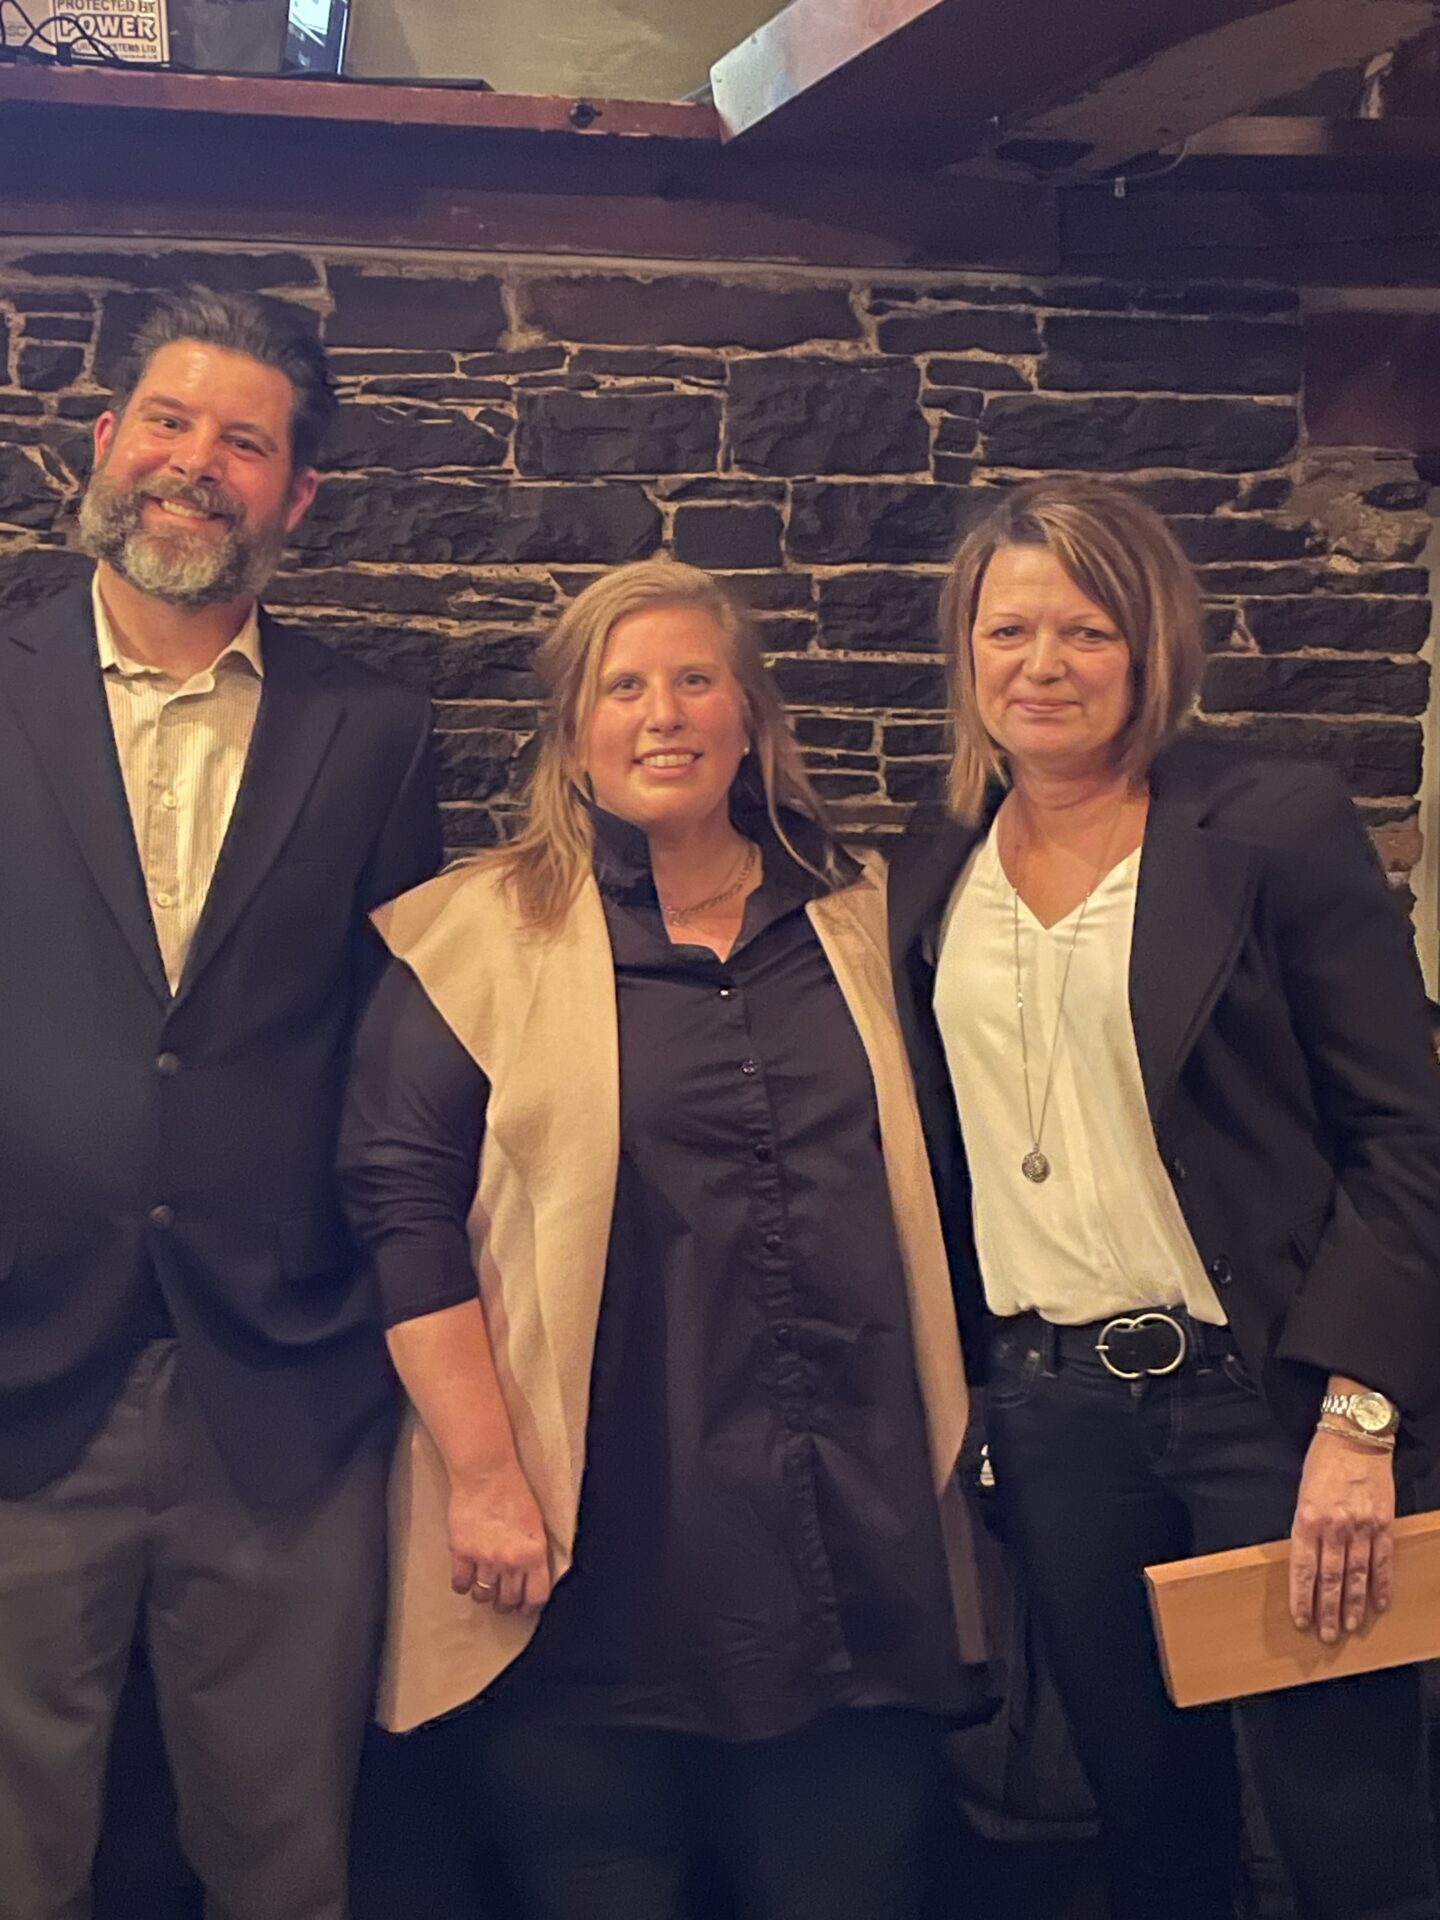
1145,1509,1440,1708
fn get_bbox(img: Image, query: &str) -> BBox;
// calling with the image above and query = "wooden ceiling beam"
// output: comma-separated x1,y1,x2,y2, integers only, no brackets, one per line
1013,0,1439,171
711,0,1316,155
0,83,1057,270
0,62,723,140
711,0,1440,171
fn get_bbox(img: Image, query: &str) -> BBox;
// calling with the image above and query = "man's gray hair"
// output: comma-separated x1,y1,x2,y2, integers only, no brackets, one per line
112,288,338,469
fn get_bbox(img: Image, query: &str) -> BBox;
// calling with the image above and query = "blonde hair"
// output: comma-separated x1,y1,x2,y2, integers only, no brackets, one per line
939,478,1205,820
489,560,843,926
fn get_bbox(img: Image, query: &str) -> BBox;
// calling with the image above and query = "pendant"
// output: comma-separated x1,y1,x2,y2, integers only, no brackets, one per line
1021,1149,1051,1184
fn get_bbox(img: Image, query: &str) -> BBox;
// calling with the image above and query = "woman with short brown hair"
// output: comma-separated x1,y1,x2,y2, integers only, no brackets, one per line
890,477,1440,1920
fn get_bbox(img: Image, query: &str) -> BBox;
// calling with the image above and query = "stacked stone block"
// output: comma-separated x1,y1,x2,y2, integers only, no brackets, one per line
0,245,1429,884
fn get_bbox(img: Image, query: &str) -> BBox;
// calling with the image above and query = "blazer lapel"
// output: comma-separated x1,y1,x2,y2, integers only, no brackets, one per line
1130,754,1260,1124
891,810,990,975
1,587,170,1004
175,619,344,1004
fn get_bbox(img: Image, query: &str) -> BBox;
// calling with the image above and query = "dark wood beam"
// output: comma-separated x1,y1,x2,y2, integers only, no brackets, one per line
1305,309,1440,462
1008,0,1435,171
710,0,1353,156
1364,20,1440,115
0,78,1057,270
1061,177,1440,285
1173,114,1440,189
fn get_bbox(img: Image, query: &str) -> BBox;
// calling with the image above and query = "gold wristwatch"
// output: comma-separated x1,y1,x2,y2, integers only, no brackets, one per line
1319,1389,1399,1439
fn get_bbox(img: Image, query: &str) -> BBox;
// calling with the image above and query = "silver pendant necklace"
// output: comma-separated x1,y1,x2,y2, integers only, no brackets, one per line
1009,804,1130,1186
1012,883,1093,1184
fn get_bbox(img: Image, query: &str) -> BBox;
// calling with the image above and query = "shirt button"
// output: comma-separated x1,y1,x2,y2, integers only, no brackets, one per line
160,791,179,811
1209,1256,1233,1287
148,1204,175,1231
740,1058,758,1076
753,1141,772,1163
764,1231,783,1253
154,1052,181,1077
774,1324,793,1346
718,986,735,1000
153,890,176,910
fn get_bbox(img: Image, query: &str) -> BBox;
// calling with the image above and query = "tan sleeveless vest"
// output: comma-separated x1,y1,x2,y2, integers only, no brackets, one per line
371,853,986,1733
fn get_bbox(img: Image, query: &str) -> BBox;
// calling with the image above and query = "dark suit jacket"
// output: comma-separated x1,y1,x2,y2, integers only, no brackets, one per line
0,578,441,1501
888,734,1440,1467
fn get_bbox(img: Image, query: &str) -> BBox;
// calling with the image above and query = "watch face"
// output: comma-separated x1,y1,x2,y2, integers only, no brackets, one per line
1351,1391,1395,1435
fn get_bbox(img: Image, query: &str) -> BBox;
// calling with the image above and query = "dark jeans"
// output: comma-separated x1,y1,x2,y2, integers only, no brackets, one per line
986,1314,1439,1920
466,1707,945,1920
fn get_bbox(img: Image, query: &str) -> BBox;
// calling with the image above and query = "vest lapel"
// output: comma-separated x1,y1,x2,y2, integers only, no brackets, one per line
501,877,619,1502
372,865,622,1732
809,865,971,1481
809,863,988,1667
373,864,620,1560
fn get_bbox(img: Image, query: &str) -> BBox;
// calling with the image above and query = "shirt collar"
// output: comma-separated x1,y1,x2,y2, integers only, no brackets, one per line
92,574,265,682
589,799,859,908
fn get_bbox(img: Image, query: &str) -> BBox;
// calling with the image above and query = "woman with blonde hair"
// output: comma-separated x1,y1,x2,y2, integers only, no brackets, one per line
889,476,1440,1920
339,560,991,1919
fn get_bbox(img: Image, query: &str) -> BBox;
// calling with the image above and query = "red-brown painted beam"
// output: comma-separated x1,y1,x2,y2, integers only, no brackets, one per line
0,63,722,141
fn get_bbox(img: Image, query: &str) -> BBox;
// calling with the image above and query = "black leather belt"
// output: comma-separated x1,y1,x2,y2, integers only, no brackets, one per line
1012,1307,1233,1379
1094,1310,1188,1379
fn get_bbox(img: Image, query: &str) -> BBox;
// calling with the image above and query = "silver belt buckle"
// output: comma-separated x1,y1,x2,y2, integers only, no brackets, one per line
1095,1310,1187,1380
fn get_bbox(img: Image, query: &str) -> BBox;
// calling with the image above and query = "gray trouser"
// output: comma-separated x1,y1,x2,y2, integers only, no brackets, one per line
0,1341,388,1920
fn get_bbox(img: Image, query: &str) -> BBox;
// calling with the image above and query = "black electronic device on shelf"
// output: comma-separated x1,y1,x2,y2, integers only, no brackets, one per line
285,0,347,73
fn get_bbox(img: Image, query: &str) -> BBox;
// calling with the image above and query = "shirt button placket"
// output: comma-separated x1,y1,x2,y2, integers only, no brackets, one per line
149,714,182,927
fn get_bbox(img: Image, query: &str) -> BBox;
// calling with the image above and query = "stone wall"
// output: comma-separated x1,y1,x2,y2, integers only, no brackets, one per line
0,243,1430,883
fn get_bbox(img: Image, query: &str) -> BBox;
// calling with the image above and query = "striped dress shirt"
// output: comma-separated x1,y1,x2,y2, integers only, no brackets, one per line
94,578,264,993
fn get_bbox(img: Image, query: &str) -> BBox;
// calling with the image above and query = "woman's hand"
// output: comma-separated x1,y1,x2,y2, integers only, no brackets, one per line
1289,1428,1396,1641
447,1460,553,1618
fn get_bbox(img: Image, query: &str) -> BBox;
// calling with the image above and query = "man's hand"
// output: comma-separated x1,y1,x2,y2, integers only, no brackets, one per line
1289,1427,1395,1642
447,1460,553,1618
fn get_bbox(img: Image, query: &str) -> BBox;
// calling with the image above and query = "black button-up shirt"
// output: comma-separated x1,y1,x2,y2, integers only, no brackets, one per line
341,810,972,1741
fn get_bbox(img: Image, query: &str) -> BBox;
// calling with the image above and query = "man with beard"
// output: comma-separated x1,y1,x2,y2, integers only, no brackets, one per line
0,288,441,1919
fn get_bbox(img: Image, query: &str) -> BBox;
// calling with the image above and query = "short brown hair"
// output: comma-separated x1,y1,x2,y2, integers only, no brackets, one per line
939,478,1205,819
113,288,337,470
491,560,843,925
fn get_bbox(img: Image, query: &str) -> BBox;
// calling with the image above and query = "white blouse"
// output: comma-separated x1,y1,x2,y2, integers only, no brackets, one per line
933,828,1226,1327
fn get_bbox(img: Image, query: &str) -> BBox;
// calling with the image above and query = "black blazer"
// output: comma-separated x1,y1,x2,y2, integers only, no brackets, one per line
0,579,441,1501
888,735,1440,1466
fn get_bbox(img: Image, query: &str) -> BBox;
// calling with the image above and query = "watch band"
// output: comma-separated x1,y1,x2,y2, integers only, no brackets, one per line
1318,1390,1399,1436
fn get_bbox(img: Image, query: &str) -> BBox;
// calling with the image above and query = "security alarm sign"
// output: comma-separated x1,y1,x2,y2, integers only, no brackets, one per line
27,0,170,64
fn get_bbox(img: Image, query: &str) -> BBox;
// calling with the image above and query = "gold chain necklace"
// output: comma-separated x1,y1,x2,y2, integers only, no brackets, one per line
1009,803,1130,1186
659,841,758,926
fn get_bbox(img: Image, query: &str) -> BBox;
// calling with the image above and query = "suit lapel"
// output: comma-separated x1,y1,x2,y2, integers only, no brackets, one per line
1130,754,1260,1124
1,585,170,1004
174,618,344,1004
890,810,991,975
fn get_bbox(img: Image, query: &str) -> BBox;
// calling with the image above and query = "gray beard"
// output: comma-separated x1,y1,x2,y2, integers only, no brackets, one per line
78,474,288,609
